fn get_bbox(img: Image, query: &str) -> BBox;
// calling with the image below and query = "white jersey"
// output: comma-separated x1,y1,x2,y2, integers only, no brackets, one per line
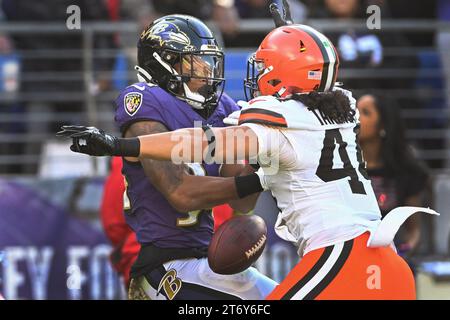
239,89,382,256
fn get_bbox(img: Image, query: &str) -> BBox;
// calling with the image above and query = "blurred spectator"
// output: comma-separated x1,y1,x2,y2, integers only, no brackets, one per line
100,157,140,289
108,0,158,51
151,0,240,43
2,0,116,95
115,0,157,27
357,93,431,264
379,0,437,47
152,0,214,19
379,0,436,20
0,3,24,174
436,0,450,170
228,0,309,47
227,0,273,47
236,0,307,22
235,0,273,19
99,0,160,134
2,0,116,174
310,1,431,172
0,0,11,53
309,0,417,93
311,0,383,90
0,34,11,53
212,0,240,39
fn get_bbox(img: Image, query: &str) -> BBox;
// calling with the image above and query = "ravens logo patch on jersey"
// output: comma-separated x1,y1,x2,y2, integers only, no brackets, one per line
124,92,143,116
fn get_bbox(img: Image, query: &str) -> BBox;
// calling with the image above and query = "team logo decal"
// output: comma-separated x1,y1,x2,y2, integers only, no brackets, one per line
141,22,190,47
157,269,182,300
300,40,306,52
124,92,143,116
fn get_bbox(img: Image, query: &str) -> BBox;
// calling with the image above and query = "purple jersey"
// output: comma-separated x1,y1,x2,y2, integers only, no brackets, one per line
114,83,239,248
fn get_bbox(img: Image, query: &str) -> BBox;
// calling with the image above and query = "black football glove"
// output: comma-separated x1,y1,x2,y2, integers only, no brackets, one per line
270,0,293,27
56,125,123,156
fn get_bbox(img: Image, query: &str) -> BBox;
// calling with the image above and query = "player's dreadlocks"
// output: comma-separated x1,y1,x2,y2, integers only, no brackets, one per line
291,90,356,124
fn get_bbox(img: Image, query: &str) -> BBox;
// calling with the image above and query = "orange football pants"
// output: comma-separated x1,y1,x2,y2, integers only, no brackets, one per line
267,232,415,300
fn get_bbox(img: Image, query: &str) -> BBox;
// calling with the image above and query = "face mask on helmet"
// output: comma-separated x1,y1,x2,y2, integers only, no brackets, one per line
135,15,225,110
244,53,273,101
177,51,225,108
137,48,224,109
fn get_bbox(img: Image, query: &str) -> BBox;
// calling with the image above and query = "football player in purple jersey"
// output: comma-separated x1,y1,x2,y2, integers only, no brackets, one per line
61,15,276,300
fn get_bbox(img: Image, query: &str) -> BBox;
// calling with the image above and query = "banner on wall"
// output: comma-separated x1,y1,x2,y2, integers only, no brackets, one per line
0,178,297,300
0,178,126,300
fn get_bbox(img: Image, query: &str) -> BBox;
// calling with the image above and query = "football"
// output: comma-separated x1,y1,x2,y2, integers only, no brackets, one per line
208,214,267,275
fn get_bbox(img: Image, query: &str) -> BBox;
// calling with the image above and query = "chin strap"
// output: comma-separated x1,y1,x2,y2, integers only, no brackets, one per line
182,83,206,109
135,65,153,83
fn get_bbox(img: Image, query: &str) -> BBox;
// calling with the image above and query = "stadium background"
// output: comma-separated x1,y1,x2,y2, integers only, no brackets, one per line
0,0,450,299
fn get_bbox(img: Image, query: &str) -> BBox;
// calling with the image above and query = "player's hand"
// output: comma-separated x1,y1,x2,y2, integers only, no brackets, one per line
223,110,241,126
223,100,249,125
56,125,120,156
237,100,249,109
270,0,293,27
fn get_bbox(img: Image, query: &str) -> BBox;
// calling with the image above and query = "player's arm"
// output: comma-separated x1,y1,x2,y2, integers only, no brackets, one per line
136,126,259,162
123,121,261,212
59,124,260,164
220,164,260,214
57,124,266,212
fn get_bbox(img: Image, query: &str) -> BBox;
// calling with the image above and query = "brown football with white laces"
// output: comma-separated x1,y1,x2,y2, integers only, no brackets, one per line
208,214,267,275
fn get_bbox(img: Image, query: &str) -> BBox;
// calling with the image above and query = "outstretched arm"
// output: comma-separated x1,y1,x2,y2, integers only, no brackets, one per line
57,124,264,212
125,121,258,212
136,126,259,164
57,124,260,164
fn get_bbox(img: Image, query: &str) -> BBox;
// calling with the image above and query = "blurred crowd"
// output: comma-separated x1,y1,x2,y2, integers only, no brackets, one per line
0,0,447,177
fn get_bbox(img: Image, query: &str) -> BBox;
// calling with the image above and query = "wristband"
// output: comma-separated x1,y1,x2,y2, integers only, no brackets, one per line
116,138,140,157
234,173,264,198
250,163,260,170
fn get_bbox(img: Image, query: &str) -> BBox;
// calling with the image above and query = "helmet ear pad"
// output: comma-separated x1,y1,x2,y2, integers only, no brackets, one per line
151,60,185,95
139,48,181,92
147,59,171,85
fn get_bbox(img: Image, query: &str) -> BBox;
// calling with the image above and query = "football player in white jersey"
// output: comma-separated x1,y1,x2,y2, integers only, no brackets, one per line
58,3,438,300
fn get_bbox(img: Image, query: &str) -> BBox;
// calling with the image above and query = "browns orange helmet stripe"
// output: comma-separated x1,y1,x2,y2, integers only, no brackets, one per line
296,25,337,92
296,26,330,91
248,24,340,97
